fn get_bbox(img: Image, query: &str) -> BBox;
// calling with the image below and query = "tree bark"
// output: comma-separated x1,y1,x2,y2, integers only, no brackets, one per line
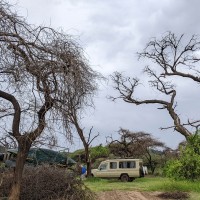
9,139,31,200
72,116,93,177
85,148,91,177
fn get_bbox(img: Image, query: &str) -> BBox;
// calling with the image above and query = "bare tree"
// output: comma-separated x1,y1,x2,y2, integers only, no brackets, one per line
0,134,18,149
111,32,200,139
65,89,100,176
72,125,99,177
0,2,99,199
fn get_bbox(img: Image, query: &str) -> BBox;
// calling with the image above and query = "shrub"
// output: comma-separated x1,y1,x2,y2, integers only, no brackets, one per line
0,165,95,200
163,160,183,179
70,145,110,163
164,133,200,181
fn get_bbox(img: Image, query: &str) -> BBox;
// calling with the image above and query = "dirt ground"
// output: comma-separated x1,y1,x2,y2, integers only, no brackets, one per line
97,191,165,200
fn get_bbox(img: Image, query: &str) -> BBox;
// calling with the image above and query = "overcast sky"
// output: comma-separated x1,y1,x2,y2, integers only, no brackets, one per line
7,0,200,151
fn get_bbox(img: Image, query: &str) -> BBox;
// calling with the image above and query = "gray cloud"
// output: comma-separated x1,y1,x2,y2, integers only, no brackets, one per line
7,0,200,151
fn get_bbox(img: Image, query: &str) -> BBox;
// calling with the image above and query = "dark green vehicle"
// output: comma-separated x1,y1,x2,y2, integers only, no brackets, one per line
5,148,76,167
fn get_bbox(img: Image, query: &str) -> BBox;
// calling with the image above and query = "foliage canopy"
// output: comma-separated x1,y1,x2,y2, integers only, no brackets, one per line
164,132,200,181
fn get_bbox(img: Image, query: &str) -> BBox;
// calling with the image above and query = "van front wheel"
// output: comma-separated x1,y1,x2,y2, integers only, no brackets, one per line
120,174,129,182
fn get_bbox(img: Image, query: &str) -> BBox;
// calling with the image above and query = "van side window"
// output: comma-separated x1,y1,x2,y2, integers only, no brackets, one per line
110,162,117,169
119,161,136,168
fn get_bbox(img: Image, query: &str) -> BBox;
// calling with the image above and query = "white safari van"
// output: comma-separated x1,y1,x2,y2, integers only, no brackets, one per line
91,158,144,182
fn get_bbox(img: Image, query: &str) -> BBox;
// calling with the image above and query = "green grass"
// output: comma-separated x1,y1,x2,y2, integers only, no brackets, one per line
84,176,200,199
144,178,200,193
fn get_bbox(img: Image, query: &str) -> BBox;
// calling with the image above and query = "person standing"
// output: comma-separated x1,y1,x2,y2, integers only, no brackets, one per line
80,165,87,180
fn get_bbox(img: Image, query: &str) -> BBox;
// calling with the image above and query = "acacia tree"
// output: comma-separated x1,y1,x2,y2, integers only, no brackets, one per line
71,118,99,177
140,135,165,174
107,128,165,173
61,73,101,177
111,32,200,140
0,2,98,199
107,128,150,157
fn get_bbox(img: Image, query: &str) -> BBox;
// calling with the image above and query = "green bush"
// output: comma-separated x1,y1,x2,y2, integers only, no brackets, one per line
90,145,110,160
164,133,200,181
163,160,183,179
70,145,110,164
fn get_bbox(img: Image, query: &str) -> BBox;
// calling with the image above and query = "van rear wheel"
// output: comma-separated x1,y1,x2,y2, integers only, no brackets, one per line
120,174,129,182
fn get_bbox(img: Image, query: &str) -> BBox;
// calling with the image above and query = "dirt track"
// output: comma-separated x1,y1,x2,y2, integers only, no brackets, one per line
97,191,163,200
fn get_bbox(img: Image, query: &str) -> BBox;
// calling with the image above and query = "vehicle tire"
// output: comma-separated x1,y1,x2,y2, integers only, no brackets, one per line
120,174,129,182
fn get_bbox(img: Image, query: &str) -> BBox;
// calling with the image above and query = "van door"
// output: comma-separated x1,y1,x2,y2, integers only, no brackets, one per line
97,161,119,178
96,162,109,177
119,160,139,177
108,161,118,177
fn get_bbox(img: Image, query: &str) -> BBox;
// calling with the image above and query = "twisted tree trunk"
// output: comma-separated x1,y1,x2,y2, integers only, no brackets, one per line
9,139,31,200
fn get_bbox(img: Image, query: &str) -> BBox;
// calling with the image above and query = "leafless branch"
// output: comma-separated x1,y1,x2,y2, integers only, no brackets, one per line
111,32,200,139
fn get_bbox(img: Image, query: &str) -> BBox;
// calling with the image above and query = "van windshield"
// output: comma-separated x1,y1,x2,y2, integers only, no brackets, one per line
98,163,107,170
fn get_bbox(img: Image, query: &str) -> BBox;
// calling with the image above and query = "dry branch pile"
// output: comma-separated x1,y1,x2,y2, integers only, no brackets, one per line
0,165,95,200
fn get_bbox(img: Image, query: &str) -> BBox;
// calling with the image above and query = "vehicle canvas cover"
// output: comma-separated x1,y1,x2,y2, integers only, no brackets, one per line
6,148,76,166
